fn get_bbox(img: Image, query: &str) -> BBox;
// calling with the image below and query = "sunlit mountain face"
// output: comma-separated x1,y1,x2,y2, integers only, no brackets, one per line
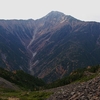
0,11,100,82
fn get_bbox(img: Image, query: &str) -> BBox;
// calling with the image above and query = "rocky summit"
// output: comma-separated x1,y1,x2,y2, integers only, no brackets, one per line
0,11,100,82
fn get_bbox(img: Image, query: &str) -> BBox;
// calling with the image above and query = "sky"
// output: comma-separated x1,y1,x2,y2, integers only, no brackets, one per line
0,0,100,22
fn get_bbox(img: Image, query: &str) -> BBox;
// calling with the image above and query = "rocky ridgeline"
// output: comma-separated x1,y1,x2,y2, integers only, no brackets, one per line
47,76,100,100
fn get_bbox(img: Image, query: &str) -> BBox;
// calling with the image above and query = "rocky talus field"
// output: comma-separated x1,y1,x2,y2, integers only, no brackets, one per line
46,76,100,100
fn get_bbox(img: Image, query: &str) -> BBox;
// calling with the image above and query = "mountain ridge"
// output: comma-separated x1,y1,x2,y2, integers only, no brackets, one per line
0,11,100,82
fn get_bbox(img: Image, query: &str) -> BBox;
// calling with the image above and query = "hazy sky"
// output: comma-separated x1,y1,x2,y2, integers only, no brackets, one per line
0,0,100,22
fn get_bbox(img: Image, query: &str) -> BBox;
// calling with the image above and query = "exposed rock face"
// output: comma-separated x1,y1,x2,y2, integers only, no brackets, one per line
46,76,100,100
0,11,100,82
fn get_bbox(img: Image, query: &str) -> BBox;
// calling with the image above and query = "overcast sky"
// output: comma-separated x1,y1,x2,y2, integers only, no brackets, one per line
0,0,100,22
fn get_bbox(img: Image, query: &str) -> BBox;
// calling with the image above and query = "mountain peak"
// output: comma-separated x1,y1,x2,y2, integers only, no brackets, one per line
35,11,80,32
47,11,65,16
44,11,80,23
45,11,67,19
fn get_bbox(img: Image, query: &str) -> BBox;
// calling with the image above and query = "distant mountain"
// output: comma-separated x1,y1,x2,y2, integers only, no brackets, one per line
0,11,100,82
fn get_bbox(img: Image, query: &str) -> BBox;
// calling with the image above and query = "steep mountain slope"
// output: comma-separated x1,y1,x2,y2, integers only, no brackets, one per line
0,19,36,72
0,11,100,82
30,12,100,82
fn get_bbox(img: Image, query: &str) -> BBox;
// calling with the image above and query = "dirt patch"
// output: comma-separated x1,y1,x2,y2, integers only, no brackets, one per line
8,97,20,100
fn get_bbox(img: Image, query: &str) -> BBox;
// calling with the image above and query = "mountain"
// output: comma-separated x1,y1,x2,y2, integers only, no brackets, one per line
0,11,100,82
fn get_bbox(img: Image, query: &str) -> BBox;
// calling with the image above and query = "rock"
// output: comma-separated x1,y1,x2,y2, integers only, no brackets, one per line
46,76,100,100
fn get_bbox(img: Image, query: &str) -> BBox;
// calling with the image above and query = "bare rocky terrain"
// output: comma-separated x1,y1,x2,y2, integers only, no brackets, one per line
46,75,100,100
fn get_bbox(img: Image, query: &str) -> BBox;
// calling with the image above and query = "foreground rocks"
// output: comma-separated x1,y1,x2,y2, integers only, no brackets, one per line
47,76,100,100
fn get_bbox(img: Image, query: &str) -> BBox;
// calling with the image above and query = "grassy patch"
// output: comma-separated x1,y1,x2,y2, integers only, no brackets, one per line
78,74,98,82
74,73,98,83
0,90,53,100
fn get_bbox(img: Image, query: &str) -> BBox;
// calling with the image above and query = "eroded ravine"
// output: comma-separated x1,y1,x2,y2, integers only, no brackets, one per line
27,24,38,75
